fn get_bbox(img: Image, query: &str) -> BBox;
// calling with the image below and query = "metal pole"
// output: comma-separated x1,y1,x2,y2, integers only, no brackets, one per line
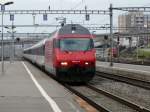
147,15,149,48
117,35,120,61
9,35,12,63
33,14,36,25
103,45,104,58
136,36,139,61
109,4,113,66
12,32,15,60
12,22,15,62
1,5,4,73
105,40,107,62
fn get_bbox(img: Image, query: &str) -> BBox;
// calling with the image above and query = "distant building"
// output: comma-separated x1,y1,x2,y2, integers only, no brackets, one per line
118,12,150,47
118,12,147,33
118,14,127,33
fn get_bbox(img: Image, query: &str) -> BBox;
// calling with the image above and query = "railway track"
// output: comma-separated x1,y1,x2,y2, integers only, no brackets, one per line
96,71,150,90
29,61,150,112
64,84,150,112
64,84,110,112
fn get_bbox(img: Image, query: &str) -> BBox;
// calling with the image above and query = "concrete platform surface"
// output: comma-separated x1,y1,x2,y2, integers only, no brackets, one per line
0,61,87,112
96,61,150,83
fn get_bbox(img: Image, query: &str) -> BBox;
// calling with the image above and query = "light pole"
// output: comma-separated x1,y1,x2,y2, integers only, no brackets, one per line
109,4,113,66
1,1,14,73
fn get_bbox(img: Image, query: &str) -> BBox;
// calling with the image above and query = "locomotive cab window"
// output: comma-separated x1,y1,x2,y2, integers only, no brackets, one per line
59,38,94,51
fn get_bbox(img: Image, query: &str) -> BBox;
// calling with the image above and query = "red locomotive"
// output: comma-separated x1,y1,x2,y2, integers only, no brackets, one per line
24,24,96,82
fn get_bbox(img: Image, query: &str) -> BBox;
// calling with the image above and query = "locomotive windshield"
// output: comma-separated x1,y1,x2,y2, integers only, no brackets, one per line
59,38,94,51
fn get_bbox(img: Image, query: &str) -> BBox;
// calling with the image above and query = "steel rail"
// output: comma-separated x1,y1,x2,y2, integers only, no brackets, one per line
96,72,150,90
87,85,150,112
64,84,111,112
24,60,150,112
24,60,109,112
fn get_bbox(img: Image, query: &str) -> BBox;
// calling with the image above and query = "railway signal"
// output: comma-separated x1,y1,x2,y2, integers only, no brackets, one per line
43,14,48,21
104,35,108,40
1,5,5,11
85,14,90,21
85,5,90,21
10,14,14,21
117,35,120,45
16,37,20,42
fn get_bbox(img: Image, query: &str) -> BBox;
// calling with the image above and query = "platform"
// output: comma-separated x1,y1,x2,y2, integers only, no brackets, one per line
96,61,150,83
0,61,87,112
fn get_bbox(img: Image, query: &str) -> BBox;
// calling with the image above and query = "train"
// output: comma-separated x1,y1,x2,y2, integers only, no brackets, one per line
23,24,96,83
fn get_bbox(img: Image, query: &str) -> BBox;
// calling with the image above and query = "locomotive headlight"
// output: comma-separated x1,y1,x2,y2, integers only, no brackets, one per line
61,62,68,66
85,62,89,65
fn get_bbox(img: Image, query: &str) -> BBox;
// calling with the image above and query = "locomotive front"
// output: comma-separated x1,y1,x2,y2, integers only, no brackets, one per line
54,24,96,82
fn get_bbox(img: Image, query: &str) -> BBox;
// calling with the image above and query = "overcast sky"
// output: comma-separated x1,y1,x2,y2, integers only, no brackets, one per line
1,0,150,34
5,0,150,10
7,0,150,9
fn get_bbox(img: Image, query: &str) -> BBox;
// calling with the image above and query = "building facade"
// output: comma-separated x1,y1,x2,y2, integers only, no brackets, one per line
118,12,150,47
118,12,147,33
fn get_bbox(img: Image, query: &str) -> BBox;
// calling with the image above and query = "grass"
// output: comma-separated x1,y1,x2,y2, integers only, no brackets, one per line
120,47,150,60
138,49,150,59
